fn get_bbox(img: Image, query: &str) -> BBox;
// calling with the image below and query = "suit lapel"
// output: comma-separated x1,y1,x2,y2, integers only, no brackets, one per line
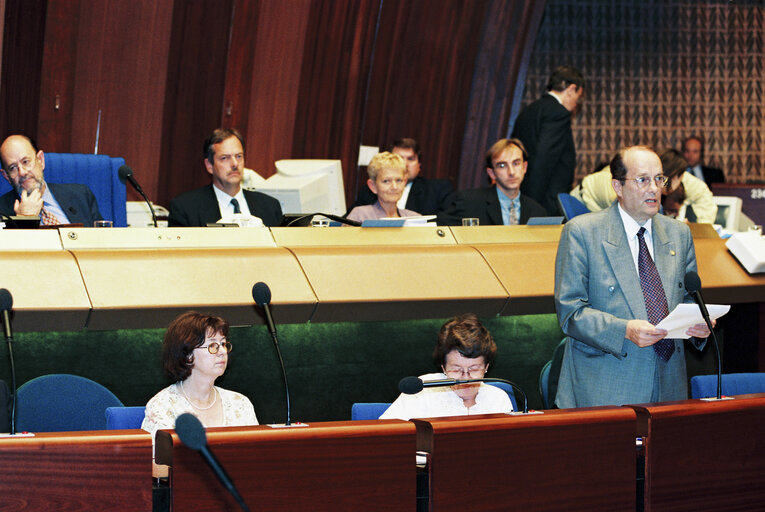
201,185,223,224
405,178,423,210
602,204,646,319
486,187,504,225
652,216,681,308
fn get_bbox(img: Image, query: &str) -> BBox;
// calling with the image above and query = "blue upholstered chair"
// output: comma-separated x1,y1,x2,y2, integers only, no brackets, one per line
557,193,590,222
16,374,123,432
105,406,146,430
351,403,391,421
0,152,127,226
690,373,765,399
539,338,567,409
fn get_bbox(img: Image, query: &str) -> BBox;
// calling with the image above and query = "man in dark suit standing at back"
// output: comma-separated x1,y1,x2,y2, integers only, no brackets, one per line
682,136,725,187
443,138,547,225
169,128,282,227
512,66,586,216
0,134,102,226
351,138,453,216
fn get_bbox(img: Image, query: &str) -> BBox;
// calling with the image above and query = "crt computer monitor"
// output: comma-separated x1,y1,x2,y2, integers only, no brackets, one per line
255,160,346,217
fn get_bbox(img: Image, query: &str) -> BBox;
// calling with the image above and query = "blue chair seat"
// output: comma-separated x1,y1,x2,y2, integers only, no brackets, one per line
351,403,391,421
105,406,146,430
691,373,765,399
16,374,123,432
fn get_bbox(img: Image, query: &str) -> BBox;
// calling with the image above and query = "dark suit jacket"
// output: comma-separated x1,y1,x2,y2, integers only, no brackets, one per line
168,185,283,227
700,165,725,187
442,186,548,226
512,94,576,216
0,182,102,225
351,176,454,216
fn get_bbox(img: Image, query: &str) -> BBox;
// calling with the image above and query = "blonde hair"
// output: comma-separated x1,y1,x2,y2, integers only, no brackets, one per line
367,151,406,180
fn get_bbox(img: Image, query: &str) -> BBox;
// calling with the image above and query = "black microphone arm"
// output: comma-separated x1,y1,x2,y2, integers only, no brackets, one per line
684,271,723,400
398,375,530,414
285,212,361,227
252,282,291,425
0,288,17,435
175,413,250,512
118,165,157,227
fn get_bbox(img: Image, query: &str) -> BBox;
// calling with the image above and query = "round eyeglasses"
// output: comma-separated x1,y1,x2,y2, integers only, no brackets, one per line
442,365,487,379
195,341,232,354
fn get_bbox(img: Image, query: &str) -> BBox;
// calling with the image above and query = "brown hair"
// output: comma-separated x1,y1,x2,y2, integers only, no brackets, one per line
432,313,497,367
162,311,230,381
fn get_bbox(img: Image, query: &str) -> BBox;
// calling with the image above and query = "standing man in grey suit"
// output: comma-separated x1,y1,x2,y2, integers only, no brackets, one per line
0,135,102,225
512,66,585,216
554,146,711,408
169,128,283,227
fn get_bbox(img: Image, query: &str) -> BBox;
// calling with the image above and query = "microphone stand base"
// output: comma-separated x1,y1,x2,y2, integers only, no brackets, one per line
266,422,310,428
508,410,544,416
699,396,735,402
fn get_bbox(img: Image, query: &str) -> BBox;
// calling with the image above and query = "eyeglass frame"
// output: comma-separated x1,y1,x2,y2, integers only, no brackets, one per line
195,341,232,354
619,174,669,188
441,364,488,379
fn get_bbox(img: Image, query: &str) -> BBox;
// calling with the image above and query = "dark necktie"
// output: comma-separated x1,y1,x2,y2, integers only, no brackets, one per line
230,198,241,214
637,227,673,361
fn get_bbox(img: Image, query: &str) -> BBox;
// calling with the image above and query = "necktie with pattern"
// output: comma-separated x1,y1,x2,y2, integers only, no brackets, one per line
637,227,674,361
40,206,63,226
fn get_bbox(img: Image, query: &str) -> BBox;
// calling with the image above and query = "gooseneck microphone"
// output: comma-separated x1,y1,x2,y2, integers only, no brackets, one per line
252,282,291,425
684,271,722,400
1,288,17,435
175,413,250,512
118,165,157,227
398,375,530,414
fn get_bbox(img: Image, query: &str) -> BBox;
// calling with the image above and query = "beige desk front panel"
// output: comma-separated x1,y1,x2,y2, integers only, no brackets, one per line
291,245,508,322
450,225,564,245
475,243,559,315
271,225,456,246
0,250,90,331
72,247,315,329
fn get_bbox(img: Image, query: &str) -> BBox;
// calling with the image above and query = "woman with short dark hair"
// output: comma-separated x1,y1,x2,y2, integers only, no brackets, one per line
380,314,513,420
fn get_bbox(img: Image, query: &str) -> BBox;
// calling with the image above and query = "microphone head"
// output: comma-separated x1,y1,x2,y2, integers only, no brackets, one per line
684,271,702,294
252,282,271,306
117,165,134,183
398,376,424,395
175,413,207,451
0,288,12,311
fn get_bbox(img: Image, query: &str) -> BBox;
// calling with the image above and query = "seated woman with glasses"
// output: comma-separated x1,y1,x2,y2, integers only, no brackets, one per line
379,313,513,420
142,311,258,475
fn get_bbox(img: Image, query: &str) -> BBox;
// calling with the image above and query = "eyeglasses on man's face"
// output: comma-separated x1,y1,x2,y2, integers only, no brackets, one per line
195,341,232,354
623,175,669,188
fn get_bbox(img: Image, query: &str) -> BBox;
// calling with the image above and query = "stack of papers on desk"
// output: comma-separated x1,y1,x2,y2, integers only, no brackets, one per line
361,215,436,227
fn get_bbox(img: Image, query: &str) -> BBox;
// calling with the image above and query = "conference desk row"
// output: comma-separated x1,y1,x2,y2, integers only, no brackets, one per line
2,224,763,333
2,394,764,511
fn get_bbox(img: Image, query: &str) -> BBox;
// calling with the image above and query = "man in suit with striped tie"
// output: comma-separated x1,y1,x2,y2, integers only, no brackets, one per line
0,134,102,226
554,146,712,408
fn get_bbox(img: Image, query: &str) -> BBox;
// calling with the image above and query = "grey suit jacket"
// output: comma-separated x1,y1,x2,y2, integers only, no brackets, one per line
553,203,703,407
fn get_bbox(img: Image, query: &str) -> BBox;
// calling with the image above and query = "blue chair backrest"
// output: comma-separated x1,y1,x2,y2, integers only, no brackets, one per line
557,193,590,221
538,361,552,409
0,152,127,226
16,374,123,432
691,373,765,399
105,406,146,430
351,403,391,420
486,381,518,411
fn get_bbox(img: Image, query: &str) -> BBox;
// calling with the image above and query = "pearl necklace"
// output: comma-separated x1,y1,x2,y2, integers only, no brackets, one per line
180,380,218,410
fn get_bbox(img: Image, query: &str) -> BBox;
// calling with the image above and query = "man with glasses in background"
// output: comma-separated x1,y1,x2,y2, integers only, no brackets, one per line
380,314,514,420
554,146,711,408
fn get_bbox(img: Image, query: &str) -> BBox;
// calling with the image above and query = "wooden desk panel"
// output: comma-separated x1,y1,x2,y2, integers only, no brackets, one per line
694,237,765,304
414,408,637,512
0,430,152,511
630,395,765,512
156,420,416,511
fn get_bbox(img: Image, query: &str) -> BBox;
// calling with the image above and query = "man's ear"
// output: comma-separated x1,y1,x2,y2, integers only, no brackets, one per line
37,150,45,171
204,158,213,176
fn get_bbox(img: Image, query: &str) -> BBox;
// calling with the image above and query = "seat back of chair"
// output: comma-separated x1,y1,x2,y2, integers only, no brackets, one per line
486,381,518,411
351,402,392,420
16,374,123,432
691,373,765,399
557,193,590,221
105,406,146,429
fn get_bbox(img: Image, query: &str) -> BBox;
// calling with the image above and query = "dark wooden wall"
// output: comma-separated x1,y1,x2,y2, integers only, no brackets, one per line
0,0,544,207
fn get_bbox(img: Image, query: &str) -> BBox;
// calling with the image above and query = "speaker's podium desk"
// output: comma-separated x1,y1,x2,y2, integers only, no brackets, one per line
155,419,416,511
629,393,765,511
412,407,638,511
